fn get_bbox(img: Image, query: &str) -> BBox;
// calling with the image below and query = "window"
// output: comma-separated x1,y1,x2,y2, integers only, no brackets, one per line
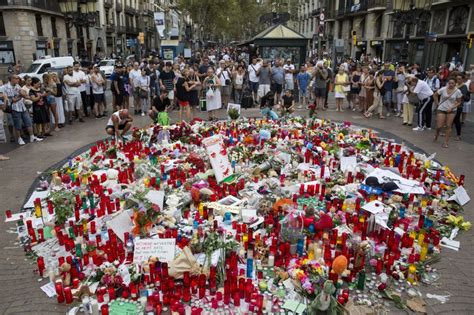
374,15,382,38
51,17,57,38
35,14,43,37
0,13,6,36
0,41,15,64
38,63,51,74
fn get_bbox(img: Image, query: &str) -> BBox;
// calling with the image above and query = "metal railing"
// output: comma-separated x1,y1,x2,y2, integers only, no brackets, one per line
0,0,61,12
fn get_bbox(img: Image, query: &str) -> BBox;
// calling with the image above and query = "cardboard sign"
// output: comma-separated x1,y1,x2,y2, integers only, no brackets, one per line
133,238,176,264
202,135,233,182
106,210,134,242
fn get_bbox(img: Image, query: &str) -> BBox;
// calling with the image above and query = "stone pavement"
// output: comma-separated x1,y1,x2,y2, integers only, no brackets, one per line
0,99,473,314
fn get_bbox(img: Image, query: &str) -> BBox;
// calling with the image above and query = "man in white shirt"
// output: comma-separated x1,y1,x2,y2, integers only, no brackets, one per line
282,59,295,91
129,62,141,114
72,62,88,116
408,76,434,131
247,57,261,104
217,60,232,107
63,66,85,123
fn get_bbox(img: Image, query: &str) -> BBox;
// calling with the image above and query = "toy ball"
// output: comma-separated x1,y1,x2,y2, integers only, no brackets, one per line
332,255,348,274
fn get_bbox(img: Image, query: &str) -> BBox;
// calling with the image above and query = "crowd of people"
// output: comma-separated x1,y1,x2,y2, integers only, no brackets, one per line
0,48,472,161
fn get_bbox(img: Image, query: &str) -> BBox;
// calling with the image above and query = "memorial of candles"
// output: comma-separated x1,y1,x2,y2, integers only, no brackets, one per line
6,118,471,314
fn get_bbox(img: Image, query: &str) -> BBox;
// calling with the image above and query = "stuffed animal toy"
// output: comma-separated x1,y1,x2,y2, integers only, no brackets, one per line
310,280,338,314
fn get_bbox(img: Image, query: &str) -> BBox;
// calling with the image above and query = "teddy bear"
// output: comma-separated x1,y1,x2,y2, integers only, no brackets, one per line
59,262,72,287
310,280,338,314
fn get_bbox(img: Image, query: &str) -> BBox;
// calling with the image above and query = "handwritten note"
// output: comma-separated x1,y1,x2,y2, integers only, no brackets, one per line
340,156,357,173
109,300,138,315
202,135,233,183
133,238,176,264
40,282,57,297
145,190,165,210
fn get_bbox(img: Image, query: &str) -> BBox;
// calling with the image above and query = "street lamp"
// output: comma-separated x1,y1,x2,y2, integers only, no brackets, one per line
392,0,431,64
59,0,98,28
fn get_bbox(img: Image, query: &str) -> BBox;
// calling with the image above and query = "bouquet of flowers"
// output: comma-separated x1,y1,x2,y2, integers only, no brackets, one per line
287,257,328,300
132,203,161,237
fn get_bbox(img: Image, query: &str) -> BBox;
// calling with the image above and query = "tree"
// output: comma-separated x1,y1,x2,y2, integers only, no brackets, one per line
178,0,265,42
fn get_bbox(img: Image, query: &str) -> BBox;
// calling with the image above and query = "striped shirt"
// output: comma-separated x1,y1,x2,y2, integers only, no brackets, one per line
3,82,26,112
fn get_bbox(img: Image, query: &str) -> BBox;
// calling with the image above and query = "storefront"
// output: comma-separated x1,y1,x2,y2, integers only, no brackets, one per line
355,41,367,61
370,40,384,61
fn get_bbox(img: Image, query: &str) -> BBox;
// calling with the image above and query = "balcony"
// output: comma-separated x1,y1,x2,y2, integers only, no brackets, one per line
126,25,139,34
367,0,386,11
106,24,115,33
117,26,126,34
104,0,113,9
0,0,61,12
125,5,137,15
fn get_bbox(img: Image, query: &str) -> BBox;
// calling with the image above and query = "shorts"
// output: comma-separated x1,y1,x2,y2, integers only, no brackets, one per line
178,100,190,107
299,87,308,98
335,92,346,99
47,95,56,105
272,83,283,94
250,81,259,94
66,94,82,111
258,84,271,98
314,87,326,97
133,87,140,99
94,93,105,103
11,110,32,130
382,90,392,104
221,86,231,97
285,79,294,91
105,122,127,132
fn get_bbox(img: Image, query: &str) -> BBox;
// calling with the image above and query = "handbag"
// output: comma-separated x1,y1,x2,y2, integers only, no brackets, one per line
206,88,214,98
199,98,207,111
342,85,350,92
2,99,12,114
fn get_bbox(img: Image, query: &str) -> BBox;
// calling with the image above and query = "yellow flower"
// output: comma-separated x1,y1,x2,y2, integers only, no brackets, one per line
320,142,327,149
461,221,472,231
337,133,345,141
446,214,457,224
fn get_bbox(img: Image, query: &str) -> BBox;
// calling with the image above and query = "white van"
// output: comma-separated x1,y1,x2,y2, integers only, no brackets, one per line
19,56,74,81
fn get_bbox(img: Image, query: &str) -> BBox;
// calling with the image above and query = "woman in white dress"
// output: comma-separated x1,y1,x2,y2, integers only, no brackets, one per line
203,67,222,121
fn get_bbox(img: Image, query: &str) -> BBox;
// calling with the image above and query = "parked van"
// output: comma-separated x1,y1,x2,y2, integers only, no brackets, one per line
19,56,74,81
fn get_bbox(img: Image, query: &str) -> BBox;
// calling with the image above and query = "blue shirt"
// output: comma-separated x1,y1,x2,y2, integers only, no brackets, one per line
296,72,311,90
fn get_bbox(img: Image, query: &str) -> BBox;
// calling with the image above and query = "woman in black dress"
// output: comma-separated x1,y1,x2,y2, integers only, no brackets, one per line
29,77,50,138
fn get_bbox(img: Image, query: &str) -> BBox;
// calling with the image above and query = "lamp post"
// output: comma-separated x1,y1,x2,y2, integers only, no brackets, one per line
392,0,431,64
59,0,98,59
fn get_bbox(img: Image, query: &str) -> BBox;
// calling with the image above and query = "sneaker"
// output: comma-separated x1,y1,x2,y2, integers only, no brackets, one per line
18,137,25,145
425,127,432,130
34,136,44,142
412,126,424,131
141,113,145,117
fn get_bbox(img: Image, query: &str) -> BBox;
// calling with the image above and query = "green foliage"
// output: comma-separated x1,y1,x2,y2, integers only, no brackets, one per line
49,189,76,225
178,0,266,41
228,108,240,120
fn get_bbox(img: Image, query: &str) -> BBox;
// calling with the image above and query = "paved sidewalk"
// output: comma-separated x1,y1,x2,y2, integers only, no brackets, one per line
0,101,473,314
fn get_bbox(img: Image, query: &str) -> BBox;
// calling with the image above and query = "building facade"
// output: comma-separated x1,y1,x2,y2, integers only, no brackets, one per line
0,0,76,77
296,0,474,68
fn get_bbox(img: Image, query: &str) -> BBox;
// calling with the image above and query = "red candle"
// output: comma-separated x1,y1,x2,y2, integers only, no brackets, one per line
64,286,73,304
37,256,45,277
55,281,65,303
101,304,109,315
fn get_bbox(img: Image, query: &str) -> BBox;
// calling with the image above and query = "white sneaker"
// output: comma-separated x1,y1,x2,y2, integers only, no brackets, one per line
18,137,25,145
425,127,432,130
141,113,145,117
412,126,423,131
32,136,44,142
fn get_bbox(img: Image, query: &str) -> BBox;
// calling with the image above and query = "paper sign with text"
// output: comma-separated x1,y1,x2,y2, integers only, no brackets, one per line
133,238,176,264
202,135,233,182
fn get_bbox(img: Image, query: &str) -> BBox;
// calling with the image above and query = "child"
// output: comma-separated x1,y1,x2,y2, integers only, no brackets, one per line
281,89,295,116
149,89,171,126
260,90,278,120
296,65,311,108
